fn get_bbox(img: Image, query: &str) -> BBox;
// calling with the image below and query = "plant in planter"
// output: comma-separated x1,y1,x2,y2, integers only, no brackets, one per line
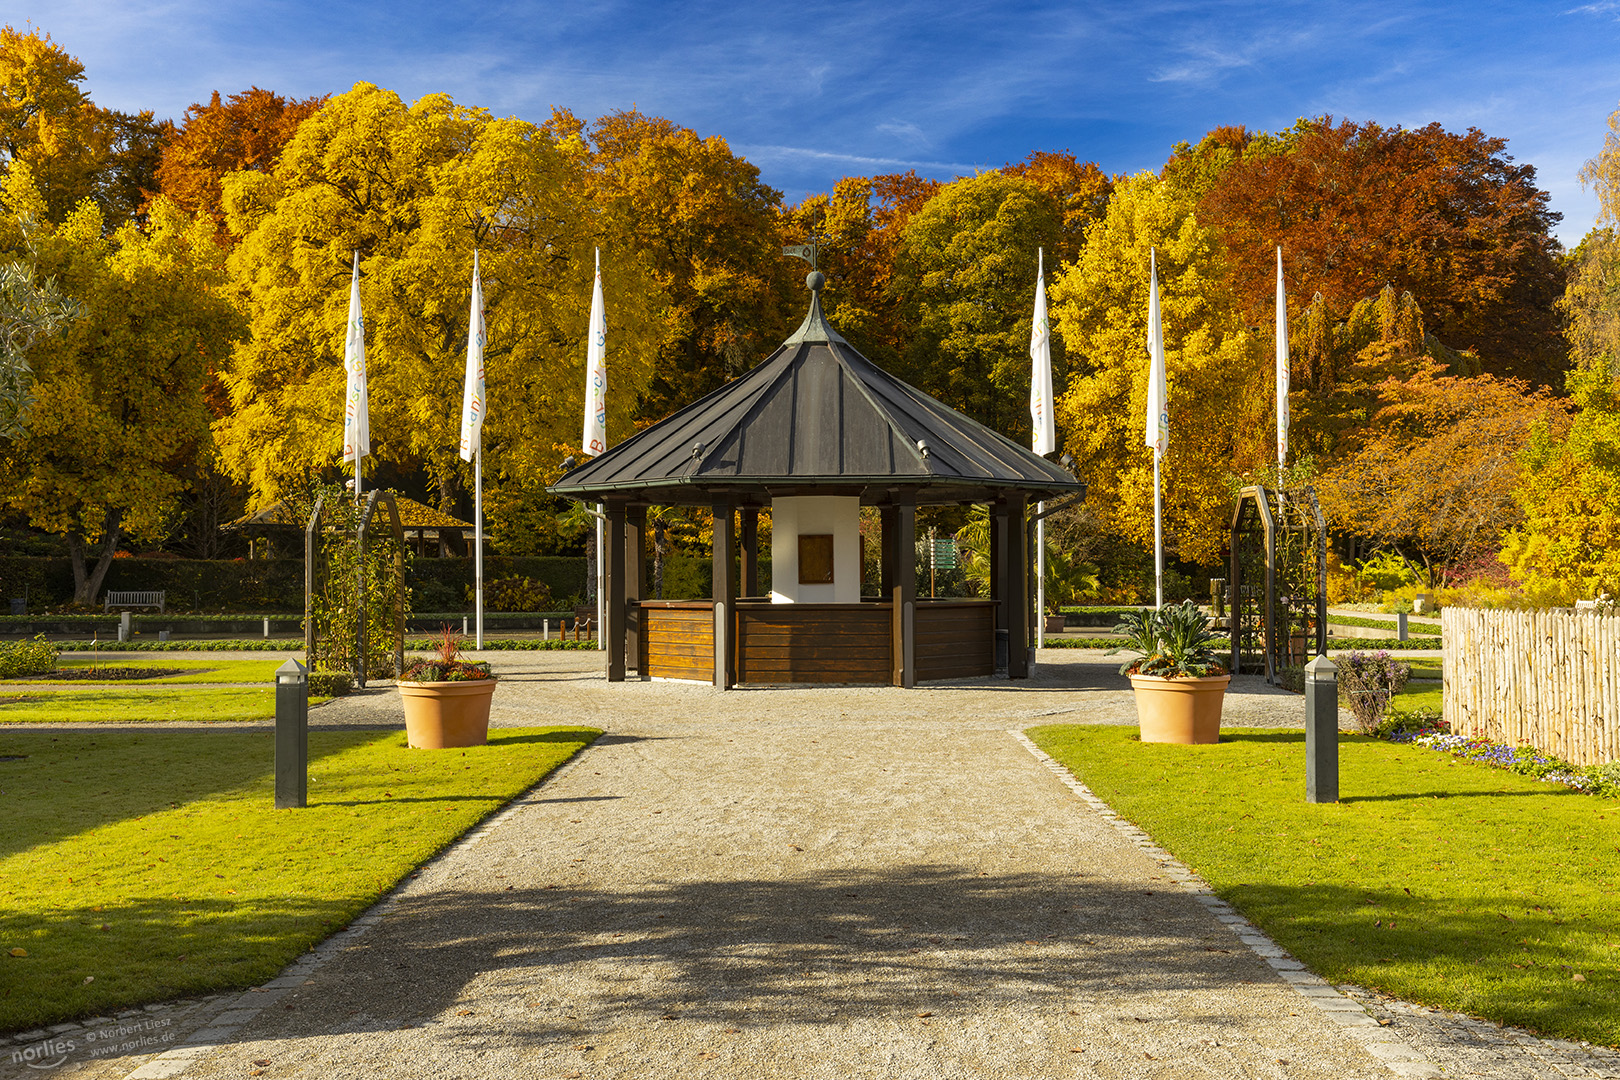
1042,550,1101,634
1109,601,1230,744
398,625,497,749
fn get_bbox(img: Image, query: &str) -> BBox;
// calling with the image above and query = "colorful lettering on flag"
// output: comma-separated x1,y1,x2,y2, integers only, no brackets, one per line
582,248,607,456
1144,249,1168,458
342,251,369,465
459,250,487,463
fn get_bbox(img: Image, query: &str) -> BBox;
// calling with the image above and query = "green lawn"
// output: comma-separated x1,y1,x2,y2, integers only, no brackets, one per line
0,726,599,1031
1027,724,1620,1047
0,687,303,723
9,658,286,685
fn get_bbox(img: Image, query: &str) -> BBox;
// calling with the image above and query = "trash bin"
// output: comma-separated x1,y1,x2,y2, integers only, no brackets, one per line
8,598,23,616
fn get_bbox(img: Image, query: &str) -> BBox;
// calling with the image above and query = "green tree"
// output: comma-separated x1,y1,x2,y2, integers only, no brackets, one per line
0,173,81,436
0,179,241,604
1048,172,1263,565
216,83,667,521
892,170,1063,438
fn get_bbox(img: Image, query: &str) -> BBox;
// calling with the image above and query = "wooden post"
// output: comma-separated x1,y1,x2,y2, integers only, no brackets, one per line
897,499,916,688
712,501,735,689
991,500,1010,673
879,505,898,595
627,506,645,675
606,503,627,682
1005,495,1030,679
740,507,759,598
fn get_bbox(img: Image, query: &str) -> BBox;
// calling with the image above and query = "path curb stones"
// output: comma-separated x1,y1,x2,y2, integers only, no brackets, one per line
1009,729,1444,1079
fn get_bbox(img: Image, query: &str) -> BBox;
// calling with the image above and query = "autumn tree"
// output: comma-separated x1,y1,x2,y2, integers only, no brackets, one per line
156,87,323,240
1002,150,1112,265
1316,372,1570,576
216,83,667,522
0,26,105,222
1500,105,1620,603
891,171,1063,438
1186,117,1565,385
553,108,791,423
0,171,241,603
781,170,937,370
1048,171,1264,564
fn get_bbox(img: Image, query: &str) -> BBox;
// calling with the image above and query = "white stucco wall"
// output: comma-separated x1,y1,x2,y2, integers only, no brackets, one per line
769,496,862,603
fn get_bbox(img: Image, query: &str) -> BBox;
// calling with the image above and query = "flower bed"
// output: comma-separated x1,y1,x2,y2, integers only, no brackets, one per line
1382,713,1620,797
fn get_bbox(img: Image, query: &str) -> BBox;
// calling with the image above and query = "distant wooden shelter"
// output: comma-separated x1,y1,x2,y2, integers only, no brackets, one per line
225,495,474,558
549,273,1084,688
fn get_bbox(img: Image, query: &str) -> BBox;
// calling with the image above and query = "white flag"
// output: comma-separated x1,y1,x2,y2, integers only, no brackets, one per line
1275,246,1289,474
1144,248,1168,458
459,250,487,463
582,248,607,456
341,251,369,465
1029,247,1055,455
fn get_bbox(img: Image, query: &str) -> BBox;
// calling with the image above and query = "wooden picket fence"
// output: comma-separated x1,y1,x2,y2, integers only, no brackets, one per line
1442,607,1620,766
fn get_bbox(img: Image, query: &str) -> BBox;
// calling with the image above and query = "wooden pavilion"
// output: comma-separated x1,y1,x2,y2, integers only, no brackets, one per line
550,273,1085,688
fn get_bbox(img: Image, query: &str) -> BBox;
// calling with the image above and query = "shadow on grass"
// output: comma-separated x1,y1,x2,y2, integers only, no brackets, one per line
0,731,408,859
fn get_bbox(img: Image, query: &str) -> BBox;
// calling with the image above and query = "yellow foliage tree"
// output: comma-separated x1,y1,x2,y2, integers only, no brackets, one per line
214,83,668,516
1048,172,1264,565
0,26,108,222
0,171,241,603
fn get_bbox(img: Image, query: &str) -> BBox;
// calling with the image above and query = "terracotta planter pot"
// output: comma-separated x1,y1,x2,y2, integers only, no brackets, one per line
1128,673,1230,744
399,678,498,749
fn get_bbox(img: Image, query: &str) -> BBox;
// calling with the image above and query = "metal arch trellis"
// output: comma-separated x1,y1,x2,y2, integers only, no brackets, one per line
1227,485,1327,684
304,490,406,688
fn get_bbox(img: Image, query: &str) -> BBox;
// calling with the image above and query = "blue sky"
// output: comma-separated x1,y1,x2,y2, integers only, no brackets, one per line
20,0,1620,245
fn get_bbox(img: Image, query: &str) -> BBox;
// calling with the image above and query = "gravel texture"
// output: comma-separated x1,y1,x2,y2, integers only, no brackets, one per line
4,650,1611,1079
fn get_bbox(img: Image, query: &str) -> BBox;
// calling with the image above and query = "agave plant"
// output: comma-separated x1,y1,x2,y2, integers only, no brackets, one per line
1108,600,1226,678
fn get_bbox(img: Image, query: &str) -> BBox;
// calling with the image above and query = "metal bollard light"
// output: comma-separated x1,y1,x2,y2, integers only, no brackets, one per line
274,658,308,809
118,611,131,642
1397,612,1409,641
1304,653,1339,803
264,617,272,639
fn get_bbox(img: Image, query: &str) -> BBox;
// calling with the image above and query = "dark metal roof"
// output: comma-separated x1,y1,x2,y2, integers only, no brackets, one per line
549,280,1085,507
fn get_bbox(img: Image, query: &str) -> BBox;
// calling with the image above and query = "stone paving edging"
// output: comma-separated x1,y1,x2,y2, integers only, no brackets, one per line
1008,729,1443,1080
66,739,606,1080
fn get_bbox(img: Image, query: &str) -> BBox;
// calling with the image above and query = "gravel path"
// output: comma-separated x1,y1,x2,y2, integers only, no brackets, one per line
5,651,1615,1079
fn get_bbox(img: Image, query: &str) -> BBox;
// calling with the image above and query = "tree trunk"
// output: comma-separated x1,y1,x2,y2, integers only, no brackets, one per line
653,519,666,600
69,510,124,607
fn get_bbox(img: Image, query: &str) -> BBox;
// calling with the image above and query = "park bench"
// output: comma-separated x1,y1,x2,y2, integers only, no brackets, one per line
104,590,166,613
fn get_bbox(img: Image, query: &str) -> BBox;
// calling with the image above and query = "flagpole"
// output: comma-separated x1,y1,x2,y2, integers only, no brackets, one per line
473,448,484,649
460,250,487,650
1028,246,1054,651
1146,248,1166,611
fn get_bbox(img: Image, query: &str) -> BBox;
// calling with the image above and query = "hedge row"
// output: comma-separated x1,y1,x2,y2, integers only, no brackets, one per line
0,556,589,613
53,637,604,653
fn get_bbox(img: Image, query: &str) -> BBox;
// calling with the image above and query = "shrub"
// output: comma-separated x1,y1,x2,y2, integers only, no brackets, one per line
1375,705,1447,740
0,634,57,678
1338,650,1411,733
480,575,553,613
307,670,354,697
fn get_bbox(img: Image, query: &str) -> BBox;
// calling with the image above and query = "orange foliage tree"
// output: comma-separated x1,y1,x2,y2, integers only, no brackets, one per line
155,87,324,241
551,108,793,424
1184,117,1566,385
1316,371,1571,577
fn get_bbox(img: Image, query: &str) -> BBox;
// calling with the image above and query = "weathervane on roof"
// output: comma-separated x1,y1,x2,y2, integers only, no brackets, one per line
782,237,822,271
